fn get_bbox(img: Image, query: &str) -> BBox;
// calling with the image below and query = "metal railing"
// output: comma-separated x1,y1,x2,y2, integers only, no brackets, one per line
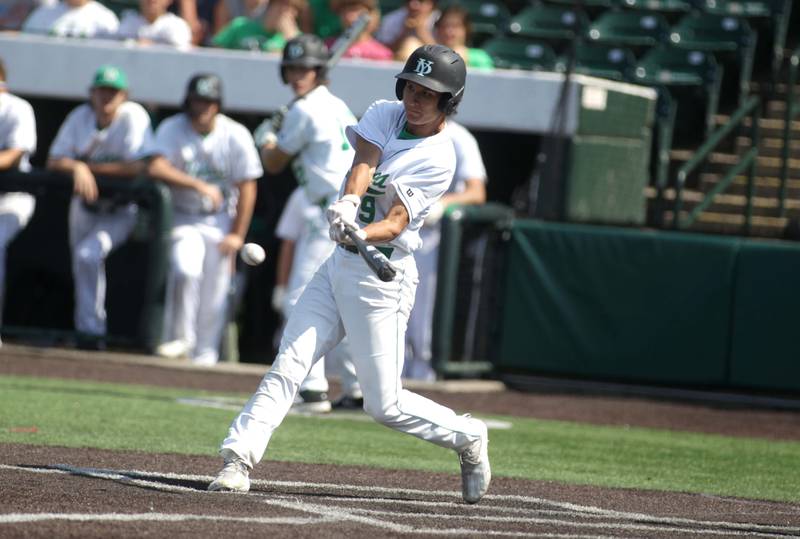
432,203,514,378
0,169,172,351
778,46,800,217
673,95,761,234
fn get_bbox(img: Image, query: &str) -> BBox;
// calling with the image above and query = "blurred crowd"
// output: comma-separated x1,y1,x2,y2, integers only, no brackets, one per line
1,0,495,67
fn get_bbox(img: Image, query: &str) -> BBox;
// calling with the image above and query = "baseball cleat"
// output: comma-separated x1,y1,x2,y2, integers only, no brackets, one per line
155,339,190,359
208,457,250,492
459,417,491,504
331,394,364,411
292,390,332,413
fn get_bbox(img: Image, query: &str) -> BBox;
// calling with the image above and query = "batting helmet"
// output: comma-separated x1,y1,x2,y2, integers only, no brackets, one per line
395,45,466,115
280,34,329,84
183,73,223,110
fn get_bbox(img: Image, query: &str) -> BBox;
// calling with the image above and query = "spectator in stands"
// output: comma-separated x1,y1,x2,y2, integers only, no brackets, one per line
0,58,37,346
47,65,155,350
209,0,267,37
375,0,437,61
117,0,192,48
434,5,492,69
22,0,118,38
211,0,305,52
404,120,487,380
325,0,391,61
304,0,338,40
0,0,53,31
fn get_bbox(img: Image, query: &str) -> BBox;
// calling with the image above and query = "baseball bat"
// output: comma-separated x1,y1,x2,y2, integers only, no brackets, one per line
344,225,397,282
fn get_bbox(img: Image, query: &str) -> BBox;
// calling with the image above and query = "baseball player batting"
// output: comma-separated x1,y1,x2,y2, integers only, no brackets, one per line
209,44,491,505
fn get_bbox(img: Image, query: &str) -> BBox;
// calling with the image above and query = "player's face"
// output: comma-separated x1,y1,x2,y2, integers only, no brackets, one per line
187,97,220,130
284,66,318,97
402,80,444,133
90,86,126,125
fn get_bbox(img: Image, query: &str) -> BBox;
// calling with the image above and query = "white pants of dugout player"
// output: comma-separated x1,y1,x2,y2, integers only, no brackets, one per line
69,198,137,336
161,212,232,365
0,193,36,327
221,247,484,466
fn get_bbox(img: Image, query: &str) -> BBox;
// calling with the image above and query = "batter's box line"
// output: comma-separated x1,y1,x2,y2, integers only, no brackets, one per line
3,464,799,537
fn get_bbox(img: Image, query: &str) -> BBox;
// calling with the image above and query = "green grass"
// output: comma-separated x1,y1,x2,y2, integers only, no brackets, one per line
2,374,799,502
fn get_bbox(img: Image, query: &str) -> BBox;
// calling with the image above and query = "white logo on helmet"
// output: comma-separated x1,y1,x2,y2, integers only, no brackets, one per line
414,58,434,76
287,43,304,59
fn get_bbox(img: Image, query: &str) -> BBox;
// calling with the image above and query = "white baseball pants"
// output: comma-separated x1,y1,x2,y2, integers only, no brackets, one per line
69,198,137,336
405,225,441,381
161,213,232,365
0,193,35,322
220,247,483,468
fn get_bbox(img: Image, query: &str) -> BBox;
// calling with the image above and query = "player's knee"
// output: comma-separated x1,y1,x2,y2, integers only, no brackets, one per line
365,402,402,426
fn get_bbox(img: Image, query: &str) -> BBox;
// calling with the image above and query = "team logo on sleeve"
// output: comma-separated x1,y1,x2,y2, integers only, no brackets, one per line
414,59,434,76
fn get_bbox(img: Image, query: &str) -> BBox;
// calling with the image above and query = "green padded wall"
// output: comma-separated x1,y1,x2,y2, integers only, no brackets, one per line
497,221,738,384
729,242,800,391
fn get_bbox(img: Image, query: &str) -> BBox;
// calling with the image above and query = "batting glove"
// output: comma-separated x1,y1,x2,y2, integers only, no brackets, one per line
254,119,278,147
329,216,366,245
326,194,360,226
423,201,445,226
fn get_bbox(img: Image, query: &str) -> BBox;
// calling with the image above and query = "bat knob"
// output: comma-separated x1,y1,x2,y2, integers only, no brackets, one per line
378,266,397,282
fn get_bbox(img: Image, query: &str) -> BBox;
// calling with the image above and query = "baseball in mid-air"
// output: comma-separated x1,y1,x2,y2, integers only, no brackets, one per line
240,243,266,266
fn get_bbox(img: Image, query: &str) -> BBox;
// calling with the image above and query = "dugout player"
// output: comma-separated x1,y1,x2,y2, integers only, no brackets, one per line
47,65,155,350
209,44,491,504
0,59,37,344
255,33,358,411
147,73,262,366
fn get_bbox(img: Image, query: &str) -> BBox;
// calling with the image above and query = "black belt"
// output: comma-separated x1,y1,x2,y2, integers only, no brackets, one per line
339,244,394,259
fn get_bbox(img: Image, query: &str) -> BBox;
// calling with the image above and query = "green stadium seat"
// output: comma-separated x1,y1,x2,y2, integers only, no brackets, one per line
695,0,791,83
618,0,695,23
669,12,757,108
482,36,557,70
540,0,616,18
101,0,138,17
555,43,637,81
633,45,722,146
507,4,589,43
378,0,405,15
587,9,671,51
440,0,511,45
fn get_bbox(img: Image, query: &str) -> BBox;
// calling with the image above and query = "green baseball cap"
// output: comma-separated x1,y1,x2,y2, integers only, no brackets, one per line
92,65,128,90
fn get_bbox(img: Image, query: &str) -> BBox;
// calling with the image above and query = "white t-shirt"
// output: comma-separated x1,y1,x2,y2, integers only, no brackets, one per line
345,99,455,254
0,91,37,172
117,10,191,49
375,7,438,46
23,0,119,38
153,112,263,217
278,85,356,205
446,121,487,193
49,100,154,163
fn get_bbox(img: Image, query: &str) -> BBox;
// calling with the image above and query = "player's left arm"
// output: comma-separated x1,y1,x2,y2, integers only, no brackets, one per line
219,178,258,255
0,148,26,171
85,160,146,178
440,178,486,207
362,196,409,242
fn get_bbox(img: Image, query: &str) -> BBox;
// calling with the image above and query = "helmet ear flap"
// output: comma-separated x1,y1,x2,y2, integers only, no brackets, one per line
280,66,288,84
395,79,406,101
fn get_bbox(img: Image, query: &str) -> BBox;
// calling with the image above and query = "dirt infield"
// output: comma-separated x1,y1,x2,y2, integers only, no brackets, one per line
2,345,800,537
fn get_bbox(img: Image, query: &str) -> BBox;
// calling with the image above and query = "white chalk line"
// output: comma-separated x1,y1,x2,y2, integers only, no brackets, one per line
0,513,326,525
1,464,798,538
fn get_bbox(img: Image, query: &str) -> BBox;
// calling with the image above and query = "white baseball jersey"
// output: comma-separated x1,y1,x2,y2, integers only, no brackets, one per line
153,112,263,219
49,100,154,164
117,10,191,48
275,187,333,310
278,85,356,205
0,91,36,173
345,99,455,254
23,0,119,38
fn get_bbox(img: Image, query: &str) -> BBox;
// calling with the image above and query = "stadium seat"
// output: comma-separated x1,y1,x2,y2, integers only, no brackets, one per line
439,0,511,45
555,43,637,81
507,4,590,44
378,0,405,15
669,12,757,108
694,0,791,83
101,0,138,17
633,45,722,146
481,36,557,70
586,9,671,53
540,0,616,19
617,0,695,23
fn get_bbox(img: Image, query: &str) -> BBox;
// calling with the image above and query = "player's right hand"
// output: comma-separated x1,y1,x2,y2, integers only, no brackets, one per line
254,120,278,148
326,194,360,226
197,183,223,211
73,162,98,202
